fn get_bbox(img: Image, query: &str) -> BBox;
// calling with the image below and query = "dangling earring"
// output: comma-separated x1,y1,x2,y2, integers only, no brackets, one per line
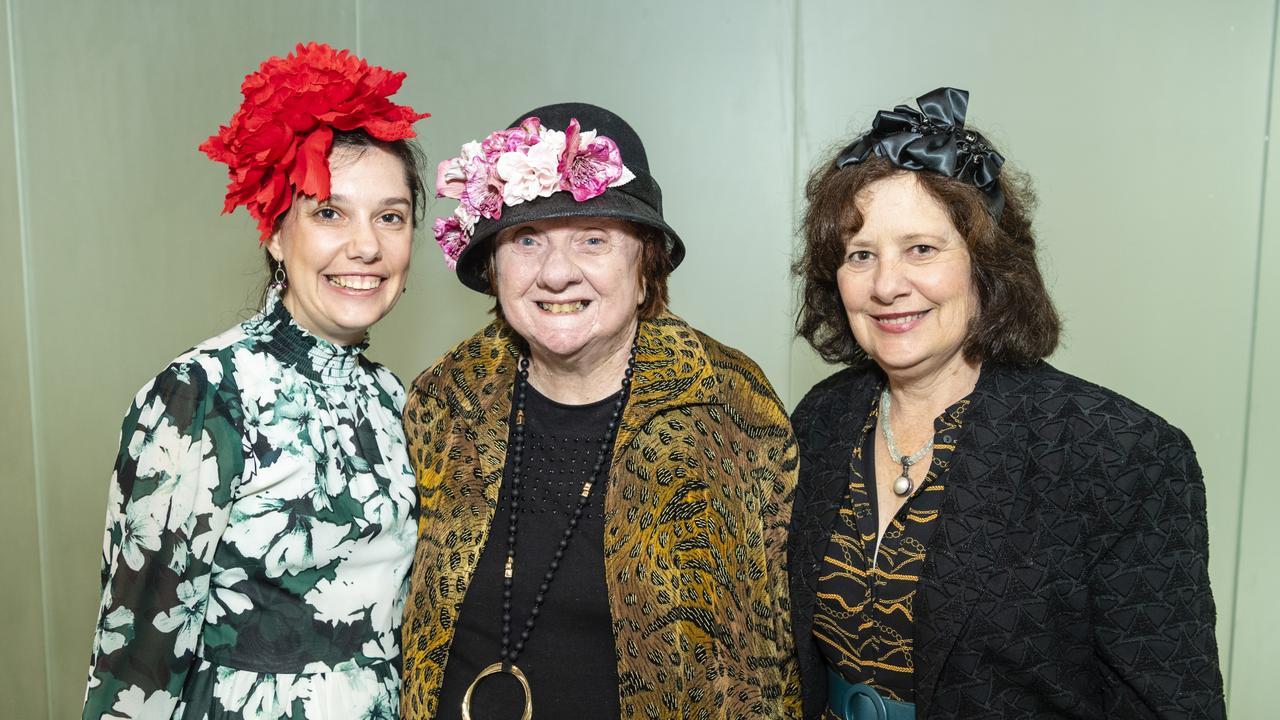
271,262,287,291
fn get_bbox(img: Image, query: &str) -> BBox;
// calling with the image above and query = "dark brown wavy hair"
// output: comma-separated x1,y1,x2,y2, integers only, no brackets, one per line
794,148,1060,367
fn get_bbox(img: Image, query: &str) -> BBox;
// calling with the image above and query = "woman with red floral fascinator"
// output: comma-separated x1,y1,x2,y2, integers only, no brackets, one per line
82,43,429,720
398,103,800,720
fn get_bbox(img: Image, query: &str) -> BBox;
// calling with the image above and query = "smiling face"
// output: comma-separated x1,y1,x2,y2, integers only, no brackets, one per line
493,216,645,370
267,144,413,345
837,172,979,384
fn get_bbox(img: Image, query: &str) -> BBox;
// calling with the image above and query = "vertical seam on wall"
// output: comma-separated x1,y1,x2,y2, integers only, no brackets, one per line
6,0,51,715
786,0,803,407
354,0,362,56
1227,0,1278,704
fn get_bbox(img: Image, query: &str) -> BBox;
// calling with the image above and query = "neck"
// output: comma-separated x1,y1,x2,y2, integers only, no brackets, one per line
884,353,982,426
526,322,638,404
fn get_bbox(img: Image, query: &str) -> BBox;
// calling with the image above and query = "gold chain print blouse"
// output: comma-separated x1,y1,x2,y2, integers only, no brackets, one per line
813,392,970,710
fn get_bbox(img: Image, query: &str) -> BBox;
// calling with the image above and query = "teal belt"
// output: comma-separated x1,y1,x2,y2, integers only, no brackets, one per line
826,666,915,720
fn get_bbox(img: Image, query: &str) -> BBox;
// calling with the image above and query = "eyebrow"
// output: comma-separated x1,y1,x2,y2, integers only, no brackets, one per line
846,232,948,245
322,194,411,207
505,225,539,238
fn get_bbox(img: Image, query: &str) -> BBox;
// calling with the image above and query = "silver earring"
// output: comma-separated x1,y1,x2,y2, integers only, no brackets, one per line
271,263,287,291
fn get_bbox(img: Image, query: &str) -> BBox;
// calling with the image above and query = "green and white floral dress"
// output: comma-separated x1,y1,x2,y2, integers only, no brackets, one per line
83,294,418,720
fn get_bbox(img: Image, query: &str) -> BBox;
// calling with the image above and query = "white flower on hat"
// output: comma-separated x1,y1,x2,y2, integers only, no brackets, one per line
496,129,566,205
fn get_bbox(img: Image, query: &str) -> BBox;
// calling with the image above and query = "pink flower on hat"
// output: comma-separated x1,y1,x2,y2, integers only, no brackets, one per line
462,158,504,219
431,116,635,269
435,141,482,201
433,214,467,269
559,119,635,202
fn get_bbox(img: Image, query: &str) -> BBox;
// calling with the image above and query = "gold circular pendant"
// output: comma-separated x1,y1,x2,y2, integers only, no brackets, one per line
461,661,533,720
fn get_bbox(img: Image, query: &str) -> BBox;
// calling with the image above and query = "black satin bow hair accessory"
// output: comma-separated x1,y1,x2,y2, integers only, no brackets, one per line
835,87,1006,216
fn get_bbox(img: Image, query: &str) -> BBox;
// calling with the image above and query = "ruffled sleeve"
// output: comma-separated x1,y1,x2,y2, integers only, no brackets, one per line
82,358,244,719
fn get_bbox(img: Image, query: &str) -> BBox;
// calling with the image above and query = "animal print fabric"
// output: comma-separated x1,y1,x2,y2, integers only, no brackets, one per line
400,314,802,719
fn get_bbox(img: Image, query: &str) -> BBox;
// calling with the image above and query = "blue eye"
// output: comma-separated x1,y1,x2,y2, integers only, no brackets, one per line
517,236,537,246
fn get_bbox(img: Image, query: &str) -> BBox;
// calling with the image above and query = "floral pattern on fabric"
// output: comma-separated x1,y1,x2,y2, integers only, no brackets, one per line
83,294,417,720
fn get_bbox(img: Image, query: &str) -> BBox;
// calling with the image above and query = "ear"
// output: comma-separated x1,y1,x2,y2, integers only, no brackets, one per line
266,230,285,263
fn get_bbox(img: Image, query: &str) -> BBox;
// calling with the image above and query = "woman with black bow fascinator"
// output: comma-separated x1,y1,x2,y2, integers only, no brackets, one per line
789,88,1225,719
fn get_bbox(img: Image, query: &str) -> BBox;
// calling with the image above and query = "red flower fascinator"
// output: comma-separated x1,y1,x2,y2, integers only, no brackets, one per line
199,42,430,243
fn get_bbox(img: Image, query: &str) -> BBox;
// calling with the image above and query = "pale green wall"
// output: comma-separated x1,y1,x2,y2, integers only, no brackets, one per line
1,1,1272,717
1227,4,1280,715
0,0,49,717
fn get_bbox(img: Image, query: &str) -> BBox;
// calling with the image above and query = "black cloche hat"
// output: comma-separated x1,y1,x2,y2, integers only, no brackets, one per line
450,102,685,293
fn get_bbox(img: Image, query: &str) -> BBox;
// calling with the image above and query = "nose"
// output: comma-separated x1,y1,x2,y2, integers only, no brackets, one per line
870,255,911,304
345,218,382,262
535,241,582,291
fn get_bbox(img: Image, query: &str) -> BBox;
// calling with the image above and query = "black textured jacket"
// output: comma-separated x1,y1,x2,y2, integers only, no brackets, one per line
788,362,1226,719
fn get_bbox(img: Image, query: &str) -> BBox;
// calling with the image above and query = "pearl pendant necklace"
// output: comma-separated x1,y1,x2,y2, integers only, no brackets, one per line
879,387,932,497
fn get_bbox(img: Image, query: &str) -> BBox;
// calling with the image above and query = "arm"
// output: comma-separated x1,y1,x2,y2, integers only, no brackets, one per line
83,362,242,719
1089,424,1226,719
717,348,803,715
760,397,803,716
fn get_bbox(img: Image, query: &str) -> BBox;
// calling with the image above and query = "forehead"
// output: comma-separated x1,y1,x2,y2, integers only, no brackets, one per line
497,216,637,240
326,145,410,191
846,173,956,240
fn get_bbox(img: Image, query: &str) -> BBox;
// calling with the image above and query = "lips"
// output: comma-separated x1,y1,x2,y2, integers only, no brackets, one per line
537,300,590,314
327,275,383,290
872,309,929,333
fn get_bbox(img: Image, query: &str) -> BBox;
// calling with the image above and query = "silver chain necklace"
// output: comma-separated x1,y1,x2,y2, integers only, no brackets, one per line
879,387,932,497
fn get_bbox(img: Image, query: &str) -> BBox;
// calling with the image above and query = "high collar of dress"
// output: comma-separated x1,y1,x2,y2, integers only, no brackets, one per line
247,291,368,386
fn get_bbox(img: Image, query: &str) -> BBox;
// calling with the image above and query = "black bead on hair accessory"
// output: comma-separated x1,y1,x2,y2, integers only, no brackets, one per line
835,87,1006,216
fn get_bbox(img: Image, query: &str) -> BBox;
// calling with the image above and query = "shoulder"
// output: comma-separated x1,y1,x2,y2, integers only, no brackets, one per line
121,320,256,432
405,319,519,420
409,320,510,390
982,364,1200,507
689,326,786,410
792,365,878,427
991,363,1193,451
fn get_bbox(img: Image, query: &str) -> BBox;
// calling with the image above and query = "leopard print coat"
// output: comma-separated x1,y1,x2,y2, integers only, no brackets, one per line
400,313,802,719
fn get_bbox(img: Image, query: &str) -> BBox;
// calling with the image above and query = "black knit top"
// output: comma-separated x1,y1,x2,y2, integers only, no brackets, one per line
436,384,623,719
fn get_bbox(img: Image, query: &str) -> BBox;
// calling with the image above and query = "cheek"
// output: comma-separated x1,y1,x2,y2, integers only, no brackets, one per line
386,241,413,276
835,269,866,310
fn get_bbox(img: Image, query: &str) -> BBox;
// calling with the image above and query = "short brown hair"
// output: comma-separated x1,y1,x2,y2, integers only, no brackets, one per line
794,149,1060,367
485,221,672,321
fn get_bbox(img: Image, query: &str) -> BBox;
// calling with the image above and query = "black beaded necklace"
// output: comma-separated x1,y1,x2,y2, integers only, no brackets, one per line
460,343,637,720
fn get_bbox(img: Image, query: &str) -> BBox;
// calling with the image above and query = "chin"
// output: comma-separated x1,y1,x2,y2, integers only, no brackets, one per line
529,331,591,359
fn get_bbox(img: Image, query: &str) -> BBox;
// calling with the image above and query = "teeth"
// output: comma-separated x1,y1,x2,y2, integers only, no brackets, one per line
878,312,926,325
329,276,382,290
537,301,587,314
